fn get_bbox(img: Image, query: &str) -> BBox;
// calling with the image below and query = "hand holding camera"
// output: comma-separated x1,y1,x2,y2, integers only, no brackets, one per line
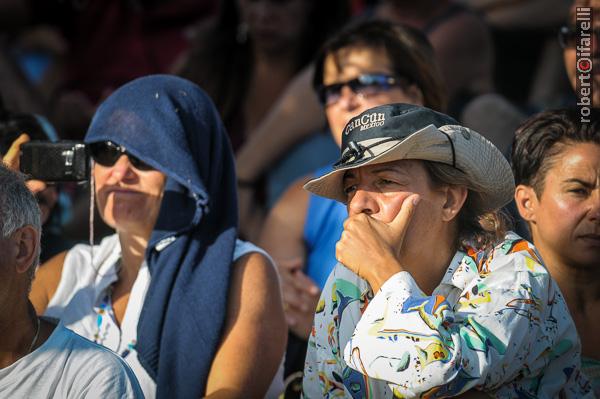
2,134,48,195
3,133,89,184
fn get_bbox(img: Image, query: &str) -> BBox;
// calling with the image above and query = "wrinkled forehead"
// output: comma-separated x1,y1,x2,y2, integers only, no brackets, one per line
342,159,424,180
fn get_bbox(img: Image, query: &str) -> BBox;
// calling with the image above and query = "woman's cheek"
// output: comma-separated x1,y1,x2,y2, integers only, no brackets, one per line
379,192,412,224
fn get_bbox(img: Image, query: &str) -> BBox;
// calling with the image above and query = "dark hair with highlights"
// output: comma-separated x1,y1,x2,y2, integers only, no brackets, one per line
511,108,600,197
424,161,510,252
313,19,447,112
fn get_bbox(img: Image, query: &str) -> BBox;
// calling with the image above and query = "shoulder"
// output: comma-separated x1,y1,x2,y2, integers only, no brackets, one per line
270,176,311,220
232,244,278,289
58,234,120,280
33,234,120,316
228,241,282,315
57,326,143,397
488,233,547,274
460,233,552,293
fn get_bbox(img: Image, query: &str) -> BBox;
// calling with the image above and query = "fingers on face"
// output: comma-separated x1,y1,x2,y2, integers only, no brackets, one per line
390,193,420,233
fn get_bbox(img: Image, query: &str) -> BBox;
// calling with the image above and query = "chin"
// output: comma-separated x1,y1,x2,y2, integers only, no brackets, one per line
567,249,600,270
113,212,149,229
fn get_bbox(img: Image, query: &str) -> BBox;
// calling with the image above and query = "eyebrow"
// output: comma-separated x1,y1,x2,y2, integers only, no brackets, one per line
370,165,411,176
563,178,596,188
342,165,411,184
343,170,356,184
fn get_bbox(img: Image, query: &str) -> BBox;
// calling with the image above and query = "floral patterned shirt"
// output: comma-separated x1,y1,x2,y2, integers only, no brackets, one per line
303,233,593,398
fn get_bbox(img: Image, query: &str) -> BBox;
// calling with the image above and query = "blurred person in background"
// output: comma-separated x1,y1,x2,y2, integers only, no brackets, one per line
233,0,496,221
0,98,74,262
0,0,218,139
559,0,599,108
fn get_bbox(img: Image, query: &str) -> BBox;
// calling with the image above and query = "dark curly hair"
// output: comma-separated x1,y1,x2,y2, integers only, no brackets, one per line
511,108,600,197
313,19,447,112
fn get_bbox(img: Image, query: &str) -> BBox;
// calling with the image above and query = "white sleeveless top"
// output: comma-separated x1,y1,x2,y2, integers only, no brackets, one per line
45,234,284,399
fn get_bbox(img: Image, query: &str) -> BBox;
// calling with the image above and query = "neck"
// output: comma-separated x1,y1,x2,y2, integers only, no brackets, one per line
538,247,600,315
0,299,38,368
407,232,457,295
117,231,150,283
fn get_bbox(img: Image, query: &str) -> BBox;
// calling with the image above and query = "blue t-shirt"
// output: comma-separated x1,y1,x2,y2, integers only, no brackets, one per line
303,165,348,289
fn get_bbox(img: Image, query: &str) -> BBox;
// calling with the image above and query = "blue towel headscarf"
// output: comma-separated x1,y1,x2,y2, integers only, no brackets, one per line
85,75,238,398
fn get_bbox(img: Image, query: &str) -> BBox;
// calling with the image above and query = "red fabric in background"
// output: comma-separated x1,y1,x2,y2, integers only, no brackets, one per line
32,0,217,103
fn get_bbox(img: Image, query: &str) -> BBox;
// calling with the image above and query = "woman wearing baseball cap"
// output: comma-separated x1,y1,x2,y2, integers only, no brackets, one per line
302,103,592,398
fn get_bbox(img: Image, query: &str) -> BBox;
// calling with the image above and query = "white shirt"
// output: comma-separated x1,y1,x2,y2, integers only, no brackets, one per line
304,233,593,398
0,322,143,398
45,234,284,398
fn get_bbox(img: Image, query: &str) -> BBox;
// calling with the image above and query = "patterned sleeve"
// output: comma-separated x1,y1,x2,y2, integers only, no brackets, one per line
303,264,370,398
342,250,567,397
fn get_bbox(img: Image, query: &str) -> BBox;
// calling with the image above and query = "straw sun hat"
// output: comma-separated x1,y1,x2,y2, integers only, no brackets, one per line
304,103,515,210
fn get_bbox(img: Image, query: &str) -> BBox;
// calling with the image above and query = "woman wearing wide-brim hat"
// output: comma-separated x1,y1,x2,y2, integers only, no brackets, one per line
302,103,592,398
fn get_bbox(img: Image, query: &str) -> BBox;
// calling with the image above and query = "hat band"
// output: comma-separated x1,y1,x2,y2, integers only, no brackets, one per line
334,137,399,168
438,129,456,168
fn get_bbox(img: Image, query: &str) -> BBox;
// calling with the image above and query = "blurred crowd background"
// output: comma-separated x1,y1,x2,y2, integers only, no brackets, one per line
0,0,586,247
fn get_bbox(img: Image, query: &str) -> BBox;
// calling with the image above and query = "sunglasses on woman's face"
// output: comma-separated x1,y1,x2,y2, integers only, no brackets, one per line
559,25,600,49
89,141,154,171
316,73,405,107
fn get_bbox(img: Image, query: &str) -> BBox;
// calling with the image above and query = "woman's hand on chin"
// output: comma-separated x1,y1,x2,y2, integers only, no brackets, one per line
336,194,420,292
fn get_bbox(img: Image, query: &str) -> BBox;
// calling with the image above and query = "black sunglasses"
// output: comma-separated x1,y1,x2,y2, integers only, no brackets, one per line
558,25,600,49
316,73,406,106
89,141,154,171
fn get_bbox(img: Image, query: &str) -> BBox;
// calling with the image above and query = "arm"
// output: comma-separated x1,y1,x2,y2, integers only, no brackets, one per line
343,262,544,396
302,266,350,398
258,177,320,339
29,250,66,314
302,264,496,399
205,251,287,398
235,65,326,183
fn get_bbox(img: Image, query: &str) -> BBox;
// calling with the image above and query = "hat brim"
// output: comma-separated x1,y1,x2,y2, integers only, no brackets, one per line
303,124,515,210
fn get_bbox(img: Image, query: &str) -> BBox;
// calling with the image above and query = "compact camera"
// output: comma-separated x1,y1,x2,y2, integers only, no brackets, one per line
20,141,90,182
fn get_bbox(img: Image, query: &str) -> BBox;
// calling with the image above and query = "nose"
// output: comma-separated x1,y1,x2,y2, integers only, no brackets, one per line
105,154,136,183
347,187,379,217
336,85,361,112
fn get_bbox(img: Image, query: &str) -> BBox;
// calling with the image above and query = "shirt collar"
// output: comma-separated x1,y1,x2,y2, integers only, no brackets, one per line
438,245,482,292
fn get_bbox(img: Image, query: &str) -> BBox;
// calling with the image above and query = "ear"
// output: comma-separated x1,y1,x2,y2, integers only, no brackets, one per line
515,184,538,222
441,185,468,222
406,84,424,106
12,225,40,275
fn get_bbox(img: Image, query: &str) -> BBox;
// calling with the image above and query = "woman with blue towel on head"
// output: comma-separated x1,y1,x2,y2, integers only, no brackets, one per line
29,75,287,399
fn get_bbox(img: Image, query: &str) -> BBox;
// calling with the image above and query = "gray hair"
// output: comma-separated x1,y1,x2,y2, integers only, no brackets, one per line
0,163,41,280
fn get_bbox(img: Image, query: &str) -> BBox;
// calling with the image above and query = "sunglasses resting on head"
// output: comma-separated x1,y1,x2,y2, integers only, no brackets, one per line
89,141,154,171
